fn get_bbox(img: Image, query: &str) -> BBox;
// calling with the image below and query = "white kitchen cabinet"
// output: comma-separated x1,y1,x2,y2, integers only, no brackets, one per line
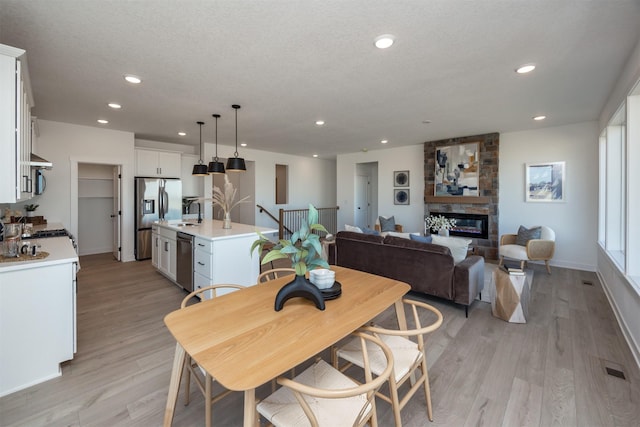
0,236,78,397
151,224,159,268
135,148,181,178
0,43,34,203
157,226,177,281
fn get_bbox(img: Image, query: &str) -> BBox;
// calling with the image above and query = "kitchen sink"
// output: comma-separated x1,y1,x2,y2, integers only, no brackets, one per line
176,223,199,227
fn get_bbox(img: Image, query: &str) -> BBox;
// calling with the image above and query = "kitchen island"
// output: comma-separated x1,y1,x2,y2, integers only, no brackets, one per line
0,229,78,397
153,220,277,297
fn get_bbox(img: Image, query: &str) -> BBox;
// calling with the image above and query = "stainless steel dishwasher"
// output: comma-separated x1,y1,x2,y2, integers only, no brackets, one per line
176,232,194,292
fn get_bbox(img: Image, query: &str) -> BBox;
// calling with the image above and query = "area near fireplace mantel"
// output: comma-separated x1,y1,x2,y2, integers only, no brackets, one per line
425,196,490,204
423,132,499,259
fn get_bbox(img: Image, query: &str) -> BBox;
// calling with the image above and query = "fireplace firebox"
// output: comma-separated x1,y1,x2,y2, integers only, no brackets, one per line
427,212,489,239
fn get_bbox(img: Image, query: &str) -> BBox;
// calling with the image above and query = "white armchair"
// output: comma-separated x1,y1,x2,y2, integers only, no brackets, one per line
499,225,556,274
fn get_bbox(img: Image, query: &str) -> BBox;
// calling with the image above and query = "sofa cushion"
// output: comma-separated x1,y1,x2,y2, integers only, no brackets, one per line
410,234,433,244
344,224,363,233
431,235,471,264
336,231,384,244
378,216,396,232
362,227,380,235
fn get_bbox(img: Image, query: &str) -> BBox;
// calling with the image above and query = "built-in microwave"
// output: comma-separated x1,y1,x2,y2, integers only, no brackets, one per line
34,169,46,195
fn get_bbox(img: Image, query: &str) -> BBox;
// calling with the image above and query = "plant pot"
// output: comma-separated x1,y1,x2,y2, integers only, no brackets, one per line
223,212,232,229
274,274,325,311
438,228,449,237
26,211,34,218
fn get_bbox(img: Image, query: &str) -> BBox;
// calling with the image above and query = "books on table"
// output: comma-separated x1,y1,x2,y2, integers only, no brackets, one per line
499,264,526,276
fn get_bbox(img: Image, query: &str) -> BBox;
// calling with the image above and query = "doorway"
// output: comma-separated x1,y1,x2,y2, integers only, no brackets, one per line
354,162,378,229
77,163,122,259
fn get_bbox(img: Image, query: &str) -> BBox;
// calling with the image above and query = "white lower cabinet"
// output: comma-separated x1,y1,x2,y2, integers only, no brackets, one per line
157,227,177,281
151,225,159,268
0,261,77,397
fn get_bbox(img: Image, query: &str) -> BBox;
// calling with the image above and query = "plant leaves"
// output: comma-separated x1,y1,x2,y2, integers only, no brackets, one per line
261,250,289,265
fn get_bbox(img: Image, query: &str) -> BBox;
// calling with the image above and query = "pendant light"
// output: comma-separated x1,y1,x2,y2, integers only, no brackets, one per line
207,114,225,174
192,121,209,176
226,104,246,172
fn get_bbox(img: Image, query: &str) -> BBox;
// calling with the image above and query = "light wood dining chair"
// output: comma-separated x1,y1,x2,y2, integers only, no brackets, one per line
180,284,246,427
332,299,443,426
257,267,296,283
257,331,394,427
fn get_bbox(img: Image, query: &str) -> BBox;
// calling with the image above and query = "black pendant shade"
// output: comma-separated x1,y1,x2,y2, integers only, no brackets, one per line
192,121,209,176
207,113,225,174
226,104,246,172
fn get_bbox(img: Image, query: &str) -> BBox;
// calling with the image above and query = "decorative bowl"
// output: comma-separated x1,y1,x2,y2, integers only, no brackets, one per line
309,268,335,290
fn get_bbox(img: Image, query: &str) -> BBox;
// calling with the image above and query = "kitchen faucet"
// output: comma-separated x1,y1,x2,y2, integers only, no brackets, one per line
196,202,202,224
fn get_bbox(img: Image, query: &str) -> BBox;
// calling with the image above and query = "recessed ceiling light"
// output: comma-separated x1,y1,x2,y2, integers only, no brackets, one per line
313,154,318,158
315,120,325,126
381,140,388,144
107,103,122,109
240,143,247,147
97,119,109,124
516,64,536,74
124,74,142,84
374,34,395,49
178,132,186,136
422,119,432,124
533,115,546,121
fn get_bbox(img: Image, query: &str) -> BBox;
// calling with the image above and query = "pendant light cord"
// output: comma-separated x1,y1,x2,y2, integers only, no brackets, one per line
214,114,219,161
198,121,204,164
233,104,240,157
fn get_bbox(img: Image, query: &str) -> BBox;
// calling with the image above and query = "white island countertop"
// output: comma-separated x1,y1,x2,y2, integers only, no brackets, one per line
155,219,277,241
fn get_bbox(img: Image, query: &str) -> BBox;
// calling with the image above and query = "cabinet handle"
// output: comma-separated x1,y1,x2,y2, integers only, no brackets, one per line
198,243,205,247
197,262,205,266
164,241,169,251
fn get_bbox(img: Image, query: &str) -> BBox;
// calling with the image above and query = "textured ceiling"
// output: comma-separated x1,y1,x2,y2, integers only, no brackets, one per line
1,0,639,158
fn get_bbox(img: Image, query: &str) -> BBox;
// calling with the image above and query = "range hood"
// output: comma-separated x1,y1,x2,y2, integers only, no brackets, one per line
30,153,53,169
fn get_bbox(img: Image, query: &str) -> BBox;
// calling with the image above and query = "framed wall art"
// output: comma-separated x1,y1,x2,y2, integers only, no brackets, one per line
525,161,565,202
394,189,410,205
434,142,479,196
393,170,409,187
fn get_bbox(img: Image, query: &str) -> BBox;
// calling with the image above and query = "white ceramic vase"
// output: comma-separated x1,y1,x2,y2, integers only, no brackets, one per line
438,228,449,237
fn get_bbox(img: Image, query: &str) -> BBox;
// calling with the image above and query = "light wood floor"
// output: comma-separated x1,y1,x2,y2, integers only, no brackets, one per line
1,255,639,426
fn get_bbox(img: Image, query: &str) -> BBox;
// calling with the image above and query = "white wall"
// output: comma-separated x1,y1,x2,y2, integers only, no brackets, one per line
201,142,337,228
337,144,425,233
500,121,599,271
597,37,640,368
33,120,136,260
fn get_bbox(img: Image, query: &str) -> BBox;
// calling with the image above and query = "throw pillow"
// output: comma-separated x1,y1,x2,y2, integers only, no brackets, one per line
410,234,433,244
431,235,471,264
362,227,380,235
378,216,396,232
344,224,363,233
516,225,541,246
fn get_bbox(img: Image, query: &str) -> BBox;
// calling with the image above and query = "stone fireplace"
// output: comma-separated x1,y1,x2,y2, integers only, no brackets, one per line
424,132,499,259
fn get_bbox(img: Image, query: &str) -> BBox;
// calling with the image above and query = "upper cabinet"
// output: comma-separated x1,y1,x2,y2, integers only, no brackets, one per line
135,148,181,178
0,44,34,203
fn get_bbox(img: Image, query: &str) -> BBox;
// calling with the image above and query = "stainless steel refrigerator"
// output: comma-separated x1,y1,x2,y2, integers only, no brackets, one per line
135,177,182,260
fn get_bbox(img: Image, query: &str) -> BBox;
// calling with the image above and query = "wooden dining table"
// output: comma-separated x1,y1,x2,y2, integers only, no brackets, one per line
162,265,411,427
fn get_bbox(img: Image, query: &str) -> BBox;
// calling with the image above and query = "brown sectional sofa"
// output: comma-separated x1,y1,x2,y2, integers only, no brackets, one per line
335,231,485,316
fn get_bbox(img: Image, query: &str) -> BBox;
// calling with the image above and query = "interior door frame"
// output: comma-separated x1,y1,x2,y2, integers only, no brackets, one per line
112,165,122,261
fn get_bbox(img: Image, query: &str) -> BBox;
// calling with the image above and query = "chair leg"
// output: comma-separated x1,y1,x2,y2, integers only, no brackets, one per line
520,260,525,270
421,358,433,422
183,356,191,406
388,376,402,427
498,256,504,266
205,373,212,427
545,260,551,274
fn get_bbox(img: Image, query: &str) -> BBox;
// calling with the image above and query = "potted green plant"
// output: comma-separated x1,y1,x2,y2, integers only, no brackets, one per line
24,204,39,218
251,204,330,311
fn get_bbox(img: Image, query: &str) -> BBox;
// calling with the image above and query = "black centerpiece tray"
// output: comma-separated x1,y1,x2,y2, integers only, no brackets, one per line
319,281,342,300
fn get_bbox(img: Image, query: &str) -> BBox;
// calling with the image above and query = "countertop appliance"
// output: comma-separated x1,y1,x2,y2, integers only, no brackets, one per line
135,177,182,260
176,231,193,292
